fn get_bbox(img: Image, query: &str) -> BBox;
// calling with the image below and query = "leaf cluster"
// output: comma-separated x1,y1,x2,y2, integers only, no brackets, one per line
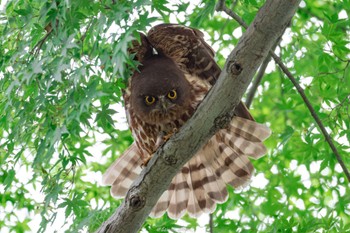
0,0,349,232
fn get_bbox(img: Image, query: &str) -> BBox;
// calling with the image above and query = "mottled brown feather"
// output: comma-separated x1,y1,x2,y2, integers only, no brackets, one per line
127,32,153,63
148,23,219,85
147,23,254,120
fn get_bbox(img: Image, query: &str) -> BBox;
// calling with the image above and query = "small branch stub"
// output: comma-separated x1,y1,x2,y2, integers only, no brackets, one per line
127,186,146,210
164,154,177,165
214,113,231,130
228,61,243,75
129,194,145,209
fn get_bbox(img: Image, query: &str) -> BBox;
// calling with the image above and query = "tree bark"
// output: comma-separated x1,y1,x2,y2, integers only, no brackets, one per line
96,1,301,232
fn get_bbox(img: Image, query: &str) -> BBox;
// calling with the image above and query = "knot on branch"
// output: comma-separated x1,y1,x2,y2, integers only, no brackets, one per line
228,60,243,75
127,187,146,210
164,154,177,165
104,223,112,232
129,194,145,209
214,113,231,130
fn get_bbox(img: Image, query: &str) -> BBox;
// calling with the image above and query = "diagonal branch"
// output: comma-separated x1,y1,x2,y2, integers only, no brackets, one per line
271,53,350,182
216,1,248,28
246,38,282,108
245,55,271,108
217,1,350,182
30,28,53,56
96,1,301,232
217,0,279,109
209,213,214,233
245,47,273,109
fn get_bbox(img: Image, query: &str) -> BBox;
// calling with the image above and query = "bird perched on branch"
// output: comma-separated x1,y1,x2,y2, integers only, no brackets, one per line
102,23,271,219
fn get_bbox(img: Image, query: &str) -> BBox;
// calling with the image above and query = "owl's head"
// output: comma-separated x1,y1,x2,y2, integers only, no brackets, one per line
130,55,192,124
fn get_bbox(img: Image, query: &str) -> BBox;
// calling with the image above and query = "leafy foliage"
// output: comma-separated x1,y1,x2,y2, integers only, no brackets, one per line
0,0,349,232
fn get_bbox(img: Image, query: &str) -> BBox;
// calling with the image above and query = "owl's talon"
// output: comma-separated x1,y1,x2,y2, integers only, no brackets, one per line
163,128,178,141
163,133,172,141
141,156,152,168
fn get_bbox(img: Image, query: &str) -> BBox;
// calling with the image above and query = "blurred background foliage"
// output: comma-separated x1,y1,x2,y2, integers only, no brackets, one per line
0,0,349,232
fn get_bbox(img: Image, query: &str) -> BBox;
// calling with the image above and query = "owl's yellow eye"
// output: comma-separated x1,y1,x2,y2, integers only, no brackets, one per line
144,96,156,105
167,90,177,100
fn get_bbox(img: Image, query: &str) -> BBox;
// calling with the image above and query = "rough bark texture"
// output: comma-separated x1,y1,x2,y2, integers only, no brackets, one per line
96,1,301,232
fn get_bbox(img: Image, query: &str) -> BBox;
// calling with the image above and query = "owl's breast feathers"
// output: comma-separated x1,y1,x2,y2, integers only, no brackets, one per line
102,24,271,219
124,72,211,161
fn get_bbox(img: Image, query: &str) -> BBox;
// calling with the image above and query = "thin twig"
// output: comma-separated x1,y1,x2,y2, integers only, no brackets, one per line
216,0,269,109
245,51,272,108
216,1,248,28
271,53,350,181
30,28,53,56
217,1,350,182
246,38,282,108
80,20,93,43
209,213,213,233
80,19,94,55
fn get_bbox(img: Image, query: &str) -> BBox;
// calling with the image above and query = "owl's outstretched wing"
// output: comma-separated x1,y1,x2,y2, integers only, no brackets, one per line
127,32,153,63
147,23,253,121
148,23,220,85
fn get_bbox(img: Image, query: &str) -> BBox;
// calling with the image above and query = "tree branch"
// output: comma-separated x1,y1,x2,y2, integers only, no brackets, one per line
216,1,248,28
245,38,282,108
209,213,213,233
217,1,350,182
30,28,53,56
270,53,350,182
96,1,301,232
245,48,272,109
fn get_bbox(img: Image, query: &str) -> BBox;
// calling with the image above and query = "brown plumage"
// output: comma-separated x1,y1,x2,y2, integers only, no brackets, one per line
102,24,271,219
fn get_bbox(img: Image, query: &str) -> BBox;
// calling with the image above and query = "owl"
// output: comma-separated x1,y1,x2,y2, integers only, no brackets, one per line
102,24,271,219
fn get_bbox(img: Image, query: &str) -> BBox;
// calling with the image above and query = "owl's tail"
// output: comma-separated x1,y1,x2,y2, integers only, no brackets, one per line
102,117,271,219
101,144,143,198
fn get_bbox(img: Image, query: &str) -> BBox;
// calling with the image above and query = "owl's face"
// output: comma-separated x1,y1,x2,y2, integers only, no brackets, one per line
130,55,192,124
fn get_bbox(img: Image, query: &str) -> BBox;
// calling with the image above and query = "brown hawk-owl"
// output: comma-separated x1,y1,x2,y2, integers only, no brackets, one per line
102,24,271,219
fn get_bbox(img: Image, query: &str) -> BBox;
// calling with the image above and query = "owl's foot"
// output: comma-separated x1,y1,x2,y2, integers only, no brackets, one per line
141,156,152,168
142,128,178,168
163,128,178,141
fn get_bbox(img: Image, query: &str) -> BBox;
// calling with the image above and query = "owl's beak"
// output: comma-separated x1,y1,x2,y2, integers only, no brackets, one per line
158,96,168,112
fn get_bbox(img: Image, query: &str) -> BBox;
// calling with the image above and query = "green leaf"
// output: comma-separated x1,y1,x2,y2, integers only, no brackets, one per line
4,169,15,190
